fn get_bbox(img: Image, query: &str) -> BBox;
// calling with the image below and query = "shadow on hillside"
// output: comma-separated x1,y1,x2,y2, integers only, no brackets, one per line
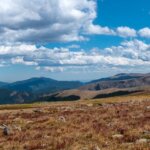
94,90,141,99
42,94,80,102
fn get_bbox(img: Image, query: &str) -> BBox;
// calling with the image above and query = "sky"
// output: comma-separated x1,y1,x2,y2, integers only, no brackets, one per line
0,0,150,82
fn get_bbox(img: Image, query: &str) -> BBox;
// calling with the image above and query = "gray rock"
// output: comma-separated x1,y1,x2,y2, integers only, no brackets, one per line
3,126,11,136
146,106,150,111
94,146,101,150
136,138,148,144
0,124,21,135
13,125,22,132
58,116,66,122
87,103,93,107
33,109,43,113
143,130,150,135
0,125,4,129
112,134,124,139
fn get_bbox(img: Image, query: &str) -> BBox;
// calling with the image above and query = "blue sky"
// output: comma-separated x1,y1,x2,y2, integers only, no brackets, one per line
98,0,150,28
0,0,150,82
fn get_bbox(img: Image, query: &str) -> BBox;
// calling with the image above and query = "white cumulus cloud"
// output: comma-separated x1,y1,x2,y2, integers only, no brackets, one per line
116,26,137,38
0,39,150,72
138,27,150,38
0,0,115,44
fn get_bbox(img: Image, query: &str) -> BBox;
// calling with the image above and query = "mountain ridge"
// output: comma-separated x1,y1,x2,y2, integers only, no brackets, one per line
0,81,8,87
41,73,150,102
2,77,83,93
0,77,83,104
1,73,150,104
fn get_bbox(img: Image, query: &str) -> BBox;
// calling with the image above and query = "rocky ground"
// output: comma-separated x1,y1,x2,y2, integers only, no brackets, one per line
0,96,149,150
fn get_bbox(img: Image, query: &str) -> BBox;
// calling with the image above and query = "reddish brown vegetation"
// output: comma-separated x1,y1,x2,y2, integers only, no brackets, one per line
0,96,149,150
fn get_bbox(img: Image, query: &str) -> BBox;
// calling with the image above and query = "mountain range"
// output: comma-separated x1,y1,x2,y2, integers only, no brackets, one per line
41,73,150,102
0,81,8,87
0,78,83,104
2,77,82,94
0,73,150,104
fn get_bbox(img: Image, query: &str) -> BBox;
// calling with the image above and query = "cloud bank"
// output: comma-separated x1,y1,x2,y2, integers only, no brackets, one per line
0,39,150,73
0,0,149,45
0,0,115,44
0,0,150,75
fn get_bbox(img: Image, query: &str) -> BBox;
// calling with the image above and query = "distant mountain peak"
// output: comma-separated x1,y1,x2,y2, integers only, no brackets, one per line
114,73,128,76
0,81,8,87
2,77,83,95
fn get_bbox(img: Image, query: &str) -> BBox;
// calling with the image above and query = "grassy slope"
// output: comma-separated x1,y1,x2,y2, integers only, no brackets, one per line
0,95,149,150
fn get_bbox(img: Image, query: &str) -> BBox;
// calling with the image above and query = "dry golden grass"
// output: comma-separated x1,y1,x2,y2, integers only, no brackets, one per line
0,95,149,150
